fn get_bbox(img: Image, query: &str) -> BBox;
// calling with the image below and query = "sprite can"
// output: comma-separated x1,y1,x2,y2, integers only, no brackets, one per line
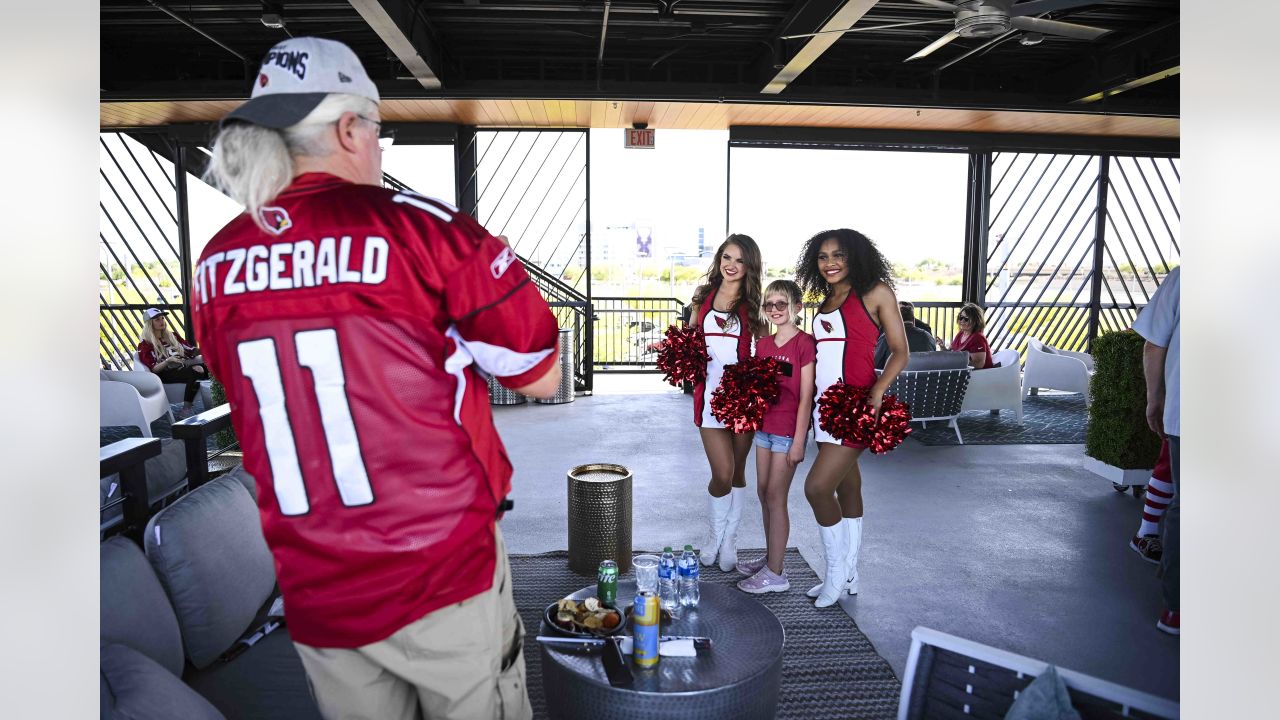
632,590,660,668
597,560,618,607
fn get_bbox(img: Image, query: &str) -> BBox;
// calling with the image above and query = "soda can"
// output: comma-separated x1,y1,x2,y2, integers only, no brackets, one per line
597,560,619,607
632,590,660,667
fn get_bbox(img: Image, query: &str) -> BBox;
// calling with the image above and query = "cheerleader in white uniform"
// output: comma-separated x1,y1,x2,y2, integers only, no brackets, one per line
688,235,765,571
795,229,909,608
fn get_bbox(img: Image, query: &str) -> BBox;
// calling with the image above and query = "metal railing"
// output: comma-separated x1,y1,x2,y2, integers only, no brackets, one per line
593,297,686,371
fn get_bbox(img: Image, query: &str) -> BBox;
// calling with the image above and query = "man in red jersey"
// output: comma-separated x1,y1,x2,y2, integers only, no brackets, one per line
195,37,558,719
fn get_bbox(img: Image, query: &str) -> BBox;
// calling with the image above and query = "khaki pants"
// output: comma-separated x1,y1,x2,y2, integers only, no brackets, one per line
294,527,531,720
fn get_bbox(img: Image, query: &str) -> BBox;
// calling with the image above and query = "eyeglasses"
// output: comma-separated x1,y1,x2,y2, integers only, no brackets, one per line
357,115,396,149
763,301,791,312
957,316,973,323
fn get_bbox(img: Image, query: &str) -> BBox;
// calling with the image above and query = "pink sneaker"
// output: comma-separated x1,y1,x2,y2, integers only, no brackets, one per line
735,555,767,576
737,567,790,594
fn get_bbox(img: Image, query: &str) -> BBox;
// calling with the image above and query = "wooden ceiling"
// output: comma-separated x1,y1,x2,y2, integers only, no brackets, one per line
100,97,1177,138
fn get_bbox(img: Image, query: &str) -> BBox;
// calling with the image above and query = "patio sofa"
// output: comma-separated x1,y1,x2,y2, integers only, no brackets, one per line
882,352,972,444
1021,338,1094,406
101,469,320,720
897,626,1177,719
960,348,1024,422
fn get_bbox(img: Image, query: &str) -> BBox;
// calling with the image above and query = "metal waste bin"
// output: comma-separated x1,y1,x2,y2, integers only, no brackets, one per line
567,463,632,575
536,327,576,404
487,374,526,405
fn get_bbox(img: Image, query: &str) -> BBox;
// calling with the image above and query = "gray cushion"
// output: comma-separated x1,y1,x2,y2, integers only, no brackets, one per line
185,628,323,720
101,537,185,677
101,439,189,527
145,477,277,669
904,351,970,371
220,464,258,502
101,644,226,720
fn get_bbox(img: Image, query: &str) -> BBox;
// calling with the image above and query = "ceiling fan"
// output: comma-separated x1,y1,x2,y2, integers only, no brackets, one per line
903,0,1112,61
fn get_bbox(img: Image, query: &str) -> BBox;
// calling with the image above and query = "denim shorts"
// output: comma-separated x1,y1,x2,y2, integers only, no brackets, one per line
753,431,793,453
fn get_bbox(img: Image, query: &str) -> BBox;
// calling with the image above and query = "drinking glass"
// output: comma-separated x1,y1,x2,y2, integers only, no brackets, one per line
633,554,660,594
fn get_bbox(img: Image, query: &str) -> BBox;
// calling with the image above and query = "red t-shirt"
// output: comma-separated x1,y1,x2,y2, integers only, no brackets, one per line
755,331,817,438
137,334,197,370
191,173,559,648
950,331,993,370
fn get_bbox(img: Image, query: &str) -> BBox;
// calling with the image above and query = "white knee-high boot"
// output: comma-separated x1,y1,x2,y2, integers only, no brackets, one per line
699,492,733,567
844,517,862,595
718,487,745,572
814,521,848,608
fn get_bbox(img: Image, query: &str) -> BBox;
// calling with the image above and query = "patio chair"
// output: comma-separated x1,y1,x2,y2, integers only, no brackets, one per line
1022,338,1094,406
133,351,214,409
883,353,972,444
960,349,1023,422
100,369,174,438
898,626,1178,719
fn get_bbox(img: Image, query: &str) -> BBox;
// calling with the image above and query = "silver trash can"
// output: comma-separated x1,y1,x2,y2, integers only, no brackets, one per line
566,463,633,575
487,374,526,405
536,327,576,404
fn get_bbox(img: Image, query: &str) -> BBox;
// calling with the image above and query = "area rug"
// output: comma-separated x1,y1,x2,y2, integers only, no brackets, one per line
510,548,901,720
910,393,1087,446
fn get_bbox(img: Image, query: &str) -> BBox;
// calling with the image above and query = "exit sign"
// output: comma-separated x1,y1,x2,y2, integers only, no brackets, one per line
625,128,655,149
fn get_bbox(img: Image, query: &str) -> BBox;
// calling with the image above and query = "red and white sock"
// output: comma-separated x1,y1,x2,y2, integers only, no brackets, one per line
1136,440,1174,538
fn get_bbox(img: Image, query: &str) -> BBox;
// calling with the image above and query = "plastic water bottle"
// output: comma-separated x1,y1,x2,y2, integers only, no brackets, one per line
678,544,700,607
658,547,680,616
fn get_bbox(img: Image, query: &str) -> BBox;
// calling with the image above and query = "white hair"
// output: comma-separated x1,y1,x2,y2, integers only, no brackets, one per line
203,93,378,232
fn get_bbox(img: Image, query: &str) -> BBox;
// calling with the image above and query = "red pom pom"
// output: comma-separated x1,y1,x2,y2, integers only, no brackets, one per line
655,324,711,387
816,382,913,454
711,357,784,433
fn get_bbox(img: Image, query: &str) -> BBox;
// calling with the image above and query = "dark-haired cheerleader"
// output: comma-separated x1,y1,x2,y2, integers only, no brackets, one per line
795,229,908,608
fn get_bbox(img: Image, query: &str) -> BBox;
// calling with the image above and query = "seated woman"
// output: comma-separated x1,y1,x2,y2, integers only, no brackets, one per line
947,303,994,370
138,308,209,418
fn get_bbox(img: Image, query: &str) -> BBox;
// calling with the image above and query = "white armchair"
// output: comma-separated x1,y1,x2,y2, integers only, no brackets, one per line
132,352,213,409
100,369,173,437
960,348,1024,422
1021,338,1094,406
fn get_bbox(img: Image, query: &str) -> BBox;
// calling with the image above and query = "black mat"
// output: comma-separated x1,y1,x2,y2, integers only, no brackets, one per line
910,393,1087,446
510,548,901,720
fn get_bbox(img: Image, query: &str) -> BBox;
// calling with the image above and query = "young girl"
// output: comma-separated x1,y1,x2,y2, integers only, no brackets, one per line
689,234,767,572
796,229,909,608
736,280,815,593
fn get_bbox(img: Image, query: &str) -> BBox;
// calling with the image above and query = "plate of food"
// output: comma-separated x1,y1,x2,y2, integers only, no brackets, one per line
544,597,625,638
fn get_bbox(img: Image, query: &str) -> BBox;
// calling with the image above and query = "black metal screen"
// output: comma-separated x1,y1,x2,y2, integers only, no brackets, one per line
99,132,189,369
982,151,1179,357
469,130,593,390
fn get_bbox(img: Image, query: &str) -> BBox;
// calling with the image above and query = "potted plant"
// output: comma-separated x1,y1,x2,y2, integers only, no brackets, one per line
1082,329,1162,494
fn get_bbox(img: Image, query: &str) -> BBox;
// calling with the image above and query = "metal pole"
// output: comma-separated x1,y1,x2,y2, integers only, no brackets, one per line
584,129,593,393
175,143,195,340
962,151,992,306
1087,155,1111,352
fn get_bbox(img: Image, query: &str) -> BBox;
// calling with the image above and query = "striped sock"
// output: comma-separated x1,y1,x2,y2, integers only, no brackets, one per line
1137,476,1175,538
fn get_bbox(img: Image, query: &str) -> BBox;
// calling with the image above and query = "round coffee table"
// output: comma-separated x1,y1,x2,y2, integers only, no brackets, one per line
539,579,784,719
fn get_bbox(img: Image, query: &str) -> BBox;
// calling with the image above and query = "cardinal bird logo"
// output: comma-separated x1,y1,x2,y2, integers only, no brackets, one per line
259,206,292,236
258,73,269,88
821,319,833,333
714,315,727,330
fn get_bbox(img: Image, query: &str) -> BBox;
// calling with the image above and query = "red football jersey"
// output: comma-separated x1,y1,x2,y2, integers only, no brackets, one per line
192,172,559,648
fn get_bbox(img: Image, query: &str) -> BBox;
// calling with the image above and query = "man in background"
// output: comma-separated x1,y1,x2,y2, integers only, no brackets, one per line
1132,266,1180,636
875,302,940,369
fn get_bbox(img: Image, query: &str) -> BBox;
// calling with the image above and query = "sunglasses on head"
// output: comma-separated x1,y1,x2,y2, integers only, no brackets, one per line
763,301,791,312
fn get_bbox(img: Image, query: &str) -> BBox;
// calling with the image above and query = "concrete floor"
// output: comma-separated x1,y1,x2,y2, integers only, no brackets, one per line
493,378,1179,703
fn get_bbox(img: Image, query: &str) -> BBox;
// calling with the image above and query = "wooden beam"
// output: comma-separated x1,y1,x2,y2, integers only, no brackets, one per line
761,0,879,95
348,0,443,91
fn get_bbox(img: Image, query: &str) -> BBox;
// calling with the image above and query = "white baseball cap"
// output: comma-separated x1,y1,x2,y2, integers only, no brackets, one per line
222,37,380,129
144,308,168,319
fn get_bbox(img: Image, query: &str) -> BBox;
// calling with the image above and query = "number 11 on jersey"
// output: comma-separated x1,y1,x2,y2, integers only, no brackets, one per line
238,329,373,516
